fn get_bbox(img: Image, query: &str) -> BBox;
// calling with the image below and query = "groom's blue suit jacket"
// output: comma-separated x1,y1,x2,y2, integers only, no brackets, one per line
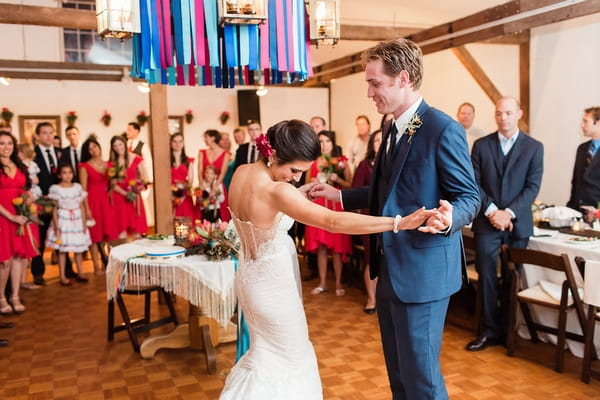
342,101,480,303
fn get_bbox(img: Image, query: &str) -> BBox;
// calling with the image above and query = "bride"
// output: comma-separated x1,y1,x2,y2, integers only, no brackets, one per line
220,120,435,399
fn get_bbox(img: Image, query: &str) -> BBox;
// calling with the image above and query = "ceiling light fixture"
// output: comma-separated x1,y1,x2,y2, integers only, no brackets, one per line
256,85,268,96
307,0,340,47
137,82,150,93
0,77,10,86
96,0,141,40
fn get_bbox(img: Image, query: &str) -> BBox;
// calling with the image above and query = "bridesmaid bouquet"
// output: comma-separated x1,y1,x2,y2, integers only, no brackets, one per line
125,179,148,202
317,154,348,184
107,164,126,183
35,196,54,215
171,182,190,206
12,192,41,235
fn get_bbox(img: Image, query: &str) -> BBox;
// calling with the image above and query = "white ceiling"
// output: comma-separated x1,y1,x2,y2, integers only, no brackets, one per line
309,0,509,66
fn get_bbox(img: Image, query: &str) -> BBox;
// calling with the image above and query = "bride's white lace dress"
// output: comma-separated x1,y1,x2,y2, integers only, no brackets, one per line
219,212,323,399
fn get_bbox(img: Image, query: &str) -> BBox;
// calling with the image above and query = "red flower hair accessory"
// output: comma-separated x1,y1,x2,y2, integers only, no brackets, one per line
255,133,275,159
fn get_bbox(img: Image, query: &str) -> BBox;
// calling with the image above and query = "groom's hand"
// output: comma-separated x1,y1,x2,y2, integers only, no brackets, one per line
419,199,452,234
298,183,316,199
309,183,340,202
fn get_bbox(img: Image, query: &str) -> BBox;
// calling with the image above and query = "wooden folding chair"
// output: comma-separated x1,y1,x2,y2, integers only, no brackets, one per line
574,257,600,383
501,245,586,372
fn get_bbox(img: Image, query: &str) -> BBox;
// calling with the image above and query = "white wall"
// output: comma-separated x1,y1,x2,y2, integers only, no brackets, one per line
531,12,600,206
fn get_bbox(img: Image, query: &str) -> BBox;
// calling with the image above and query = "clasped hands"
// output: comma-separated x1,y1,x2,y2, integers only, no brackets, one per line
488,209,513,232
300,183,452,234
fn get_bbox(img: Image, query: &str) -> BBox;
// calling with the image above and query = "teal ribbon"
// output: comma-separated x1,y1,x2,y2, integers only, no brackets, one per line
232,256,250,361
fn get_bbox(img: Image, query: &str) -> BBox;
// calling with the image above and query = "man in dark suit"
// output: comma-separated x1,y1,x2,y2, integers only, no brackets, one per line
312,38,480,399
60,125,81,182
467,96,544,352
567,106,600,215
233,120,261,171
31,122,61,285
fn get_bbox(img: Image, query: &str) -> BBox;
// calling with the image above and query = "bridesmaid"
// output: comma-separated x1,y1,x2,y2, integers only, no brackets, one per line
0,130,39,314
197,129,230,221
304,130,353,297
170,133,196,219
79,135,118,274
108,135,148,239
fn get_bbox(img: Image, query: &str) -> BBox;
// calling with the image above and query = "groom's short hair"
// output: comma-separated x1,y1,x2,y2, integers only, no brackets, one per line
361,38,423,90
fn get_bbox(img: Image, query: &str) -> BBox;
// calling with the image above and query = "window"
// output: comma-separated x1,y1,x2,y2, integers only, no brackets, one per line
62,0,131,64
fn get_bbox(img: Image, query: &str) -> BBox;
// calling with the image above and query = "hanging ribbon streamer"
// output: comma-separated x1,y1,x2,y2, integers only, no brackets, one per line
131,0,313,87
232,257,250,362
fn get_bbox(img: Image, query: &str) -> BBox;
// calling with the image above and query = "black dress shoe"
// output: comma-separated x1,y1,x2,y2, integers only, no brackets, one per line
466,336,502,351
363,307,376,315
0,338,8,346
33,276,46,286
0,322,14,329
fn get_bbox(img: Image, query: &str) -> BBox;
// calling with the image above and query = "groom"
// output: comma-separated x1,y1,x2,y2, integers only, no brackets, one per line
311,38,479,399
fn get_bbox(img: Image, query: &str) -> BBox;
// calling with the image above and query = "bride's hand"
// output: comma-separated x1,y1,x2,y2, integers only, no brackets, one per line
418,199,453,234
394,207,437,231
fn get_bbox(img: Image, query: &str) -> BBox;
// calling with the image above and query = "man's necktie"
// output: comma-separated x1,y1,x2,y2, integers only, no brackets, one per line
46,149,55,173
249,144,256,163
384,124,399,167
72,148,79,176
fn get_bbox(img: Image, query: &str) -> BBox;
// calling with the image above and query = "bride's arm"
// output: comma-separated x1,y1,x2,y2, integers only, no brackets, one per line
270,183,432,235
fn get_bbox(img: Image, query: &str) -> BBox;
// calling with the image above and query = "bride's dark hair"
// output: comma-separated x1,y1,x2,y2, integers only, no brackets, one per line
266,120,320,164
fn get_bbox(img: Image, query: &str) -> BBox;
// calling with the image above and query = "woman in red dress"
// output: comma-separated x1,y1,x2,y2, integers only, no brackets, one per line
170,133,196,219
351,129,382,313
79,135,118,274
305,130,353,296
0,130,39,314
197,129,230,221
108,135,148,238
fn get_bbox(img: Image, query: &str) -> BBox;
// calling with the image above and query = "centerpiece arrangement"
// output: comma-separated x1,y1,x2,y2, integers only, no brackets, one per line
173,217,239,261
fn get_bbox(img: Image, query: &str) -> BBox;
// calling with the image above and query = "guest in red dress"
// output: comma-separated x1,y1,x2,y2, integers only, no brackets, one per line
197,130,230,221
79,135,118,274
351,129,382,313
305,130,353,296
170,133,196,219
108,135,148,239
0,130,40,314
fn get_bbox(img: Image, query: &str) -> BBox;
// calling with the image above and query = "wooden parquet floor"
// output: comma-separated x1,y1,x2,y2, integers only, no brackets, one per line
0,251,599,399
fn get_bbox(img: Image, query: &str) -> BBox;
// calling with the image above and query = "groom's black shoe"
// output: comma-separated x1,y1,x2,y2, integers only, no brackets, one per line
466,335,502,351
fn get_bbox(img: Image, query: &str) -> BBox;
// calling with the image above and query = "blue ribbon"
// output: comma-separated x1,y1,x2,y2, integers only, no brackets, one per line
224,25,238,68
268,0,278,71
232,257,250,361
248,25,258,71
204,0,219,67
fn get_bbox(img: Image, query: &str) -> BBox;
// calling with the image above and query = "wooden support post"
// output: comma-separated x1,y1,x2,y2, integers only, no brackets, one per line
451,46,502,105
519,31,531,133
148,84,173,235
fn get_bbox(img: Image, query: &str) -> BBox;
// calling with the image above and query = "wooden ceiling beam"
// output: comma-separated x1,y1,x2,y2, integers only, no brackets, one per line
339,24,418,41
302,0,600,86
0,3,96,30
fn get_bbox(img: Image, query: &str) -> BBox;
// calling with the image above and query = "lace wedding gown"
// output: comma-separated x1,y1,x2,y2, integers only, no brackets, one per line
220,212,323,399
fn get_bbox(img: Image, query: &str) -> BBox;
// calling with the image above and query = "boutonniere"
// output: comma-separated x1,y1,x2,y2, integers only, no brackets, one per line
406,113,423,144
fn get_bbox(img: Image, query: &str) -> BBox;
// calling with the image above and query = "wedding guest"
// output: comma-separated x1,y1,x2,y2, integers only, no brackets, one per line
305,130,353,296
233,127,248,146
467,96,543,352
197,129,230,221
457,102,486,151
170,133,195,219
347,115,371,169
79,135,118,274
0,130,40,314
108,135,148,239
219,131,236,189
53,135,62,149
31,122,62,285
233,120,262,171
45,164,91,286
199,165,226,223
352,129,383,313
60,126,82,182
567,106,600,216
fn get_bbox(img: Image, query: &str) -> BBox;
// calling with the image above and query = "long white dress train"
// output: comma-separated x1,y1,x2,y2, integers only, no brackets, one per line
219,212,323,399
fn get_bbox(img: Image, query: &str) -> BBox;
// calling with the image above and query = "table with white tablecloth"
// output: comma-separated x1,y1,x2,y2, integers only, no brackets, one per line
526,228,600,357
107,239,237,373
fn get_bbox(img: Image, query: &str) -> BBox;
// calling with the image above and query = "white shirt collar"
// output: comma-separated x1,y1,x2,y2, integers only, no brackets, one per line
393,96,423,134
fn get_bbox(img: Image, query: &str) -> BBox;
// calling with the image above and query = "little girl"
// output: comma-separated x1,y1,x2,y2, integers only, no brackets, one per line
199,165,225,223
46,164,92,286
17,144,42,200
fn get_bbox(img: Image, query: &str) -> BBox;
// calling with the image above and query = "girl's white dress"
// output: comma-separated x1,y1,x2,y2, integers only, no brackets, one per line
219,212,322,399
46,183,91,253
